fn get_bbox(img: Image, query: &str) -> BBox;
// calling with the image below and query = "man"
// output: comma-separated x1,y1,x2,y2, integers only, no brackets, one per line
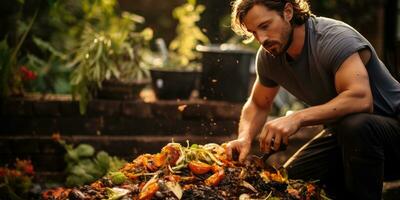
225,0,400,199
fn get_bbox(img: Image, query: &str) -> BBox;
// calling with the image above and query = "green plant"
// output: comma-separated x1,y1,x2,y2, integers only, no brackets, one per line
69,26,119,114
53,134,126,187
0,0,68,97
155,0,209,71
23,36,71,94
0,7,38,98
69,9,153,114
115,12,154,82
0,159,35,200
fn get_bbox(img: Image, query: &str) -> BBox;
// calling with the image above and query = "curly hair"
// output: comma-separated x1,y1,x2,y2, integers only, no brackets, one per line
231,0,312,40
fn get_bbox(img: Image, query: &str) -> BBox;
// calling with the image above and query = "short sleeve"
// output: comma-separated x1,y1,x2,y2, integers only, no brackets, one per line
317,25,369,74
255,48,279,87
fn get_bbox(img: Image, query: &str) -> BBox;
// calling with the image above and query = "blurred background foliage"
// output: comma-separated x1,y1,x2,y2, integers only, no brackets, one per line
0,0,153,96
0,0,390,97
150,0,211,72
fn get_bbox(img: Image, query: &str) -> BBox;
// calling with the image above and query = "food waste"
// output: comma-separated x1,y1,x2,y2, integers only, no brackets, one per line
42,142,329,200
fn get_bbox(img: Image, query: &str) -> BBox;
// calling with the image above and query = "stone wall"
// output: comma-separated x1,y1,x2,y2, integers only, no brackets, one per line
0,96,242,173
0,98,242,135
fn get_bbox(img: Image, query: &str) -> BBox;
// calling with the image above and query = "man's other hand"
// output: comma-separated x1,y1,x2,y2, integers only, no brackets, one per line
259,113,300,154
226,138,252,163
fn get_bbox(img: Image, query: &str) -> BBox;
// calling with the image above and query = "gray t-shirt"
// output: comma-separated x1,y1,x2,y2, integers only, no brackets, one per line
256,16,400,118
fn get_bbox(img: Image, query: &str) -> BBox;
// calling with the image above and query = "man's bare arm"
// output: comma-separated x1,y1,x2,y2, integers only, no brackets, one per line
238,79,280,140
226,78,279,162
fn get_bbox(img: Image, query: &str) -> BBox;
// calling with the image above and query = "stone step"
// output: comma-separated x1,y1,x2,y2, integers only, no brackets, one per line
0,134,236,172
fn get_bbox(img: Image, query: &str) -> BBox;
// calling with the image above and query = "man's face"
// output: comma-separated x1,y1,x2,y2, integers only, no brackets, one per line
243,4,293,57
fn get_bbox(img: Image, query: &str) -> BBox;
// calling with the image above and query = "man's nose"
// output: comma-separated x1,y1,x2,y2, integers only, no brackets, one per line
255,32,268,44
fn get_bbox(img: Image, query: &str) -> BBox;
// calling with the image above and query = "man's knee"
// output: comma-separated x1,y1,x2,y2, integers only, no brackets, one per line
334,113,377,147
335,113,373,132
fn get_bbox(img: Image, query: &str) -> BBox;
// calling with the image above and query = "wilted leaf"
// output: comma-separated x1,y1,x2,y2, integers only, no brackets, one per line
106,187,130,200
165,181,183,199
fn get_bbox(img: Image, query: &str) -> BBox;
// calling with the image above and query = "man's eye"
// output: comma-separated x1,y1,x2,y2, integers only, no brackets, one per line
261,25,269,30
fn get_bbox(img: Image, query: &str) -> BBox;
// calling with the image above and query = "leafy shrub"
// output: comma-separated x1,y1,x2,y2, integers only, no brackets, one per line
52,133,126,187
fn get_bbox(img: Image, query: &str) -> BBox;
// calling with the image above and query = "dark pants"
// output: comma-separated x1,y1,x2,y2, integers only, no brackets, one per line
286,113,400,200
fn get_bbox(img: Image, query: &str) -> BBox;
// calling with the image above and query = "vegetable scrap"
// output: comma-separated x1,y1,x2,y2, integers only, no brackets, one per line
42,142,330,200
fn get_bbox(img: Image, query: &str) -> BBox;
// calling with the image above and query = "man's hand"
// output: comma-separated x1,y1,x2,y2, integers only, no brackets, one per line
259,113,301,153
225,79,279,163
226,137,252,163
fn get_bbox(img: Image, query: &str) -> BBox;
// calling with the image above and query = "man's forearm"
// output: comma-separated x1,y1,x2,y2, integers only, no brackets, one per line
238,100,270,141
293,90,373,127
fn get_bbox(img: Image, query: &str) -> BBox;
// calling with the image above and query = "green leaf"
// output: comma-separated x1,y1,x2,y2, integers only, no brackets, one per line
79,160,104,178
187,0,196,5
109,172,127,185
105,69,111,80
109,156,127,172
32,36,67,59
47,0,58,7
54,78,71,94
0,38,12,97
75,144,95,157
65,149,79,162
66,175,87,187
26,54,46,68
65,175,81,186
94,61,101,83
67,164,96,186
96,151,110,170
121,12,145,24
93,42,104,64
1,184,24,200
18,176,33,193
70,69,83,85
70,165,87,176
108,63,120,79
140,28,153,41
79,89,88,115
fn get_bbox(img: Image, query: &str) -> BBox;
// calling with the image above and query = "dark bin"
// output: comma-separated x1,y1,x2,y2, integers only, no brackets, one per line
150,69,200,100
197,44,255,102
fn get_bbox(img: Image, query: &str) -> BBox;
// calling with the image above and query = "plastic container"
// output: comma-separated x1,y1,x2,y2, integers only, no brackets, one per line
197,44,255,102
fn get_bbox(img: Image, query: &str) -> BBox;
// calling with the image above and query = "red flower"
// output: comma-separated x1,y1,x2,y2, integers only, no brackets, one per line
20,66,37,81
0,167,7,177
16,159,35,176
51,132,61,142
8,169,22,177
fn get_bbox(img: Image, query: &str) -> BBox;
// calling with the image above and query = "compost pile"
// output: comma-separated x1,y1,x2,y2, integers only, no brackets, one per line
42,142,327,200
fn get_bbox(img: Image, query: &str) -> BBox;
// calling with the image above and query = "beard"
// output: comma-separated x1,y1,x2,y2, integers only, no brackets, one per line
262,22,294,57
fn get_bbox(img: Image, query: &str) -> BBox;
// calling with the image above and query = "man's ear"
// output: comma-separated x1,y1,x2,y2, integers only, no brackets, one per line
283,3,293,22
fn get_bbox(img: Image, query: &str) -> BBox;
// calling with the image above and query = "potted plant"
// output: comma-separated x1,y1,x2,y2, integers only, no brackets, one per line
69,12,154,114
150,0,209,100
97,13,154,101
